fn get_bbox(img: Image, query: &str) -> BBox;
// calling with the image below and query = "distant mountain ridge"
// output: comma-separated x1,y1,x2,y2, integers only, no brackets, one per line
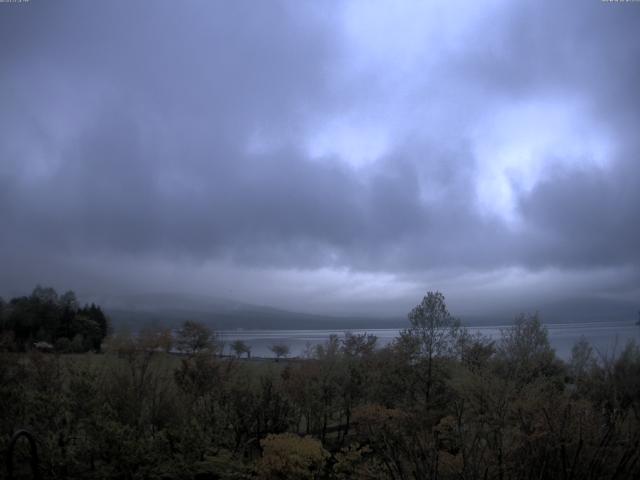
85,292,638,331
91,292,404,331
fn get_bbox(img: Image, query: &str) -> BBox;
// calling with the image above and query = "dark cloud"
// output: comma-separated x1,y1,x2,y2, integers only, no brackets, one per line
518,148,640,270
0,0,638,314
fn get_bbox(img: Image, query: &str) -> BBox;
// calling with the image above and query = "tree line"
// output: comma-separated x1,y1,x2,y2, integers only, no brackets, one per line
1,291,639,479
0,286,109,353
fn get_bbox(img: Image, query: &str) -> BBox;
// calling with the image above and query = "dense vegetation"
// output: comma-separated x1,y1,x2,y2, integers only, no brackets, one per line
0,287,109,353
1,291,639,479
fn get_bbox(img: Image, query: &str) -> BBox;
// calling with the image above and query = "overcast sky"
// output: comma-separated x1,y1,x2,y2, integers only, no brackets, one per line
1,0,639,317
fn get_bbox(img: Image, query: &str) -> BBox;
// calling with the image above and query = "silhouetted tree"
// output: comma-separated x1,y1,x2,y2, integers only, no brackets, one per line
400,291,461,401
0,286,109,351
341,331,377,358
496,312,561,384
175,320,216,355
270,343,290,361
231,339,251,358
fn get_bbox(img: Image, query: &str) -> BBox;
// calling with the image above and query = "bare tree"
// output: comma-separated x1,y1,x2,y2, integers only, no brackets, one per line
400,291,460,401
496,312,559,383
341,331,378,357
175,320,217,355
270,343,290,362
230,339,251,359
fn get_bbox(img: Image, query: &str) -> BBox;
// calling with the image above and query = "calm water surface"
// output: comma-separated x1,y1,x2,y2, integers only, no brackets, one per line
219,321,640,360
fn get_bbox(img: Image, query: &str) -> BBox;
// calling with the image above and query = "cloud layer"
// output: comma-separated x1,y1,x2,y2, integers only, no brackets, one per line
1,0,639,316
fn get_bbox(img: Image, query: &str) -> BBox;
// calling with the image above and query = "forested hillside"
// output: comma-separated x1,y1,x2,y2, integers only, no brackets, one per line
0,286,109,353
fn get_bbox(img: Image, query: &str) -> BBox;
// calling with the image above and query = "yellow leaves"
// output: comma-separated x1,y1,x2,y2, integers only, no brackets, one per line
257,433,329,480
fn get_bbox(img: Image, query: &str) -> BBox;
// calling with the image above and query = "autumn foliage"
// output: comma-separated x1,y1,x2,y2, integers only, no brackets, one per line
1,291,639,479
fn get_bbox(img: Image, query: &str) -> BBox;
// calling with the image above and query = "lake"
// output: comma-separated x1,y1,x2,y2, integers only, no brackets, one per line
218,321,640,360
